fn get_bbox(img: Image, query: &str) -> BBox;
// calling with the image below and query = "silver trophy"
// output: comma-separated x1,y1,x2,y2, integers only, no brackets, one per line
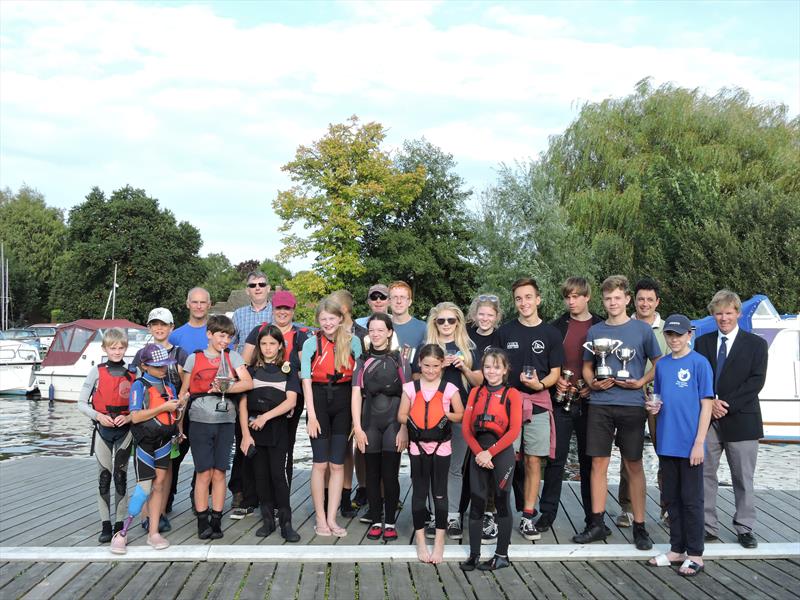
614,347,637,380
555,369,574,405
214,355,235,412
565,379,586,413
583,338,623,380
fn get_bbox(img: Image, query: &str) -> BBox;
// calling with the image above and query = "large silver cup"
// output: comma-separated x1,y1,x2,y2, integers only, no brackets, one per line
214,376,234,412
614,347,637,380
555,369,574,405
583,338,623,380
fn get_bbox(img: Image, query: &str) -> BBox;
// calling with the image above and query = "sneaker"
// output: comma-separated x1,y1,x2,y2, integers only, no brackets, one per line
113,521,124,535
98,521,112,543
536,514,553,532
230,507,252,520
425,519,436,539
481,514,498,545
341,504,358,518
353,487,368,508
447,518,463,540
478,554,511,571
367,524,383,540
109,532,127,555
159,515,172,533
147,533,170,550
615,511,633,528
633,525,653,551
572,523,610,544
359,514,373,524
519,516,541,541
383,525,398,542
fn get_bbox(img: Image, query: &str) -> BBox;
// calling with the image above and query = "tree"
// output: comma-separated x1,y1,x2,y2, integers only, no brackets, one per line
50,186,205,324
258,258,292,288
234,259,260,278
201,253,243,307
273,116,425,291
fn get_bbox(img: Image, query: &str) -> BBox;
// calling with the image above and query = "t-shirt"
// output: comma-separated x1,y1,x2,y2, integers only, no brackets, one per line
402,380,458,456
183,349,245,424
129,374,177,412
562,318,593,383
131,344,188,391
299,334,363,380
412,341,480,401
583,319,662,407
169,323,208,354
654,351,714,458
393,317,427,361
246,363,301,447
467,325,498,358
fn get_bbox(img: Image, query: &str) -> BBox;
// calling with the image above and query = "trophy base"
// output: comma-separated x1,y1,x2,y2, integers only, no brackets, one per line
616,370,631,381
596,369,614,380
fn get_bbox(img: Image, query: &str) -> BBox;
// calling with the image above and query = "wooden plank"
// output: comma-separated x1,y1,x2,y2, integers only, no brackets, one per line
719,560,798,600
514,560,564,600
81,561,144,600
116,562,170,600
356,562,386,600
463,565,503,599
408,561,446,600
329,562,356,600
436,562,476,600
384,561,415,600
238,562,274,600
296,562,327,600
0,561,32,590
563,560,623,600
0,562,60,599
174,561,224,600
206,562,249,600
542,561,595,599
764,558,800,581
594,561,662,600
491,558,535,599
266,562,301,600
142,562,197,600
704,560,771,600
592,561,680,600
746,559,800,592
18,562,86,599
48,562,113,599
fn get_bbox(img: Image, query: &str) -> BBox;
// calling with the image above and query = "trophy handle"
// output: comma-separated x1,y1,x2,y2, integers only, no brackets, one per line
628,348,637,360
611,340,624,352
582,342,595,354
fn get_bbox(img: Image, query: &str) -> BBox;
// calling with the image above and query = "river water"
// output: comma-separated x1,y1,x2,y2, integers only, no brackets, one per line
1,396,798,490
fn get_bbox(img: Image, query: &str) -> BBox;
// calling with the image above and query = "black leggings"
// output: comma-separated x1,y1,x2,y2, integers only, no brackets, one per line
468,444,516,556
364,452,402,525
309,383,352,465
410,451,450,531
252,444,292,525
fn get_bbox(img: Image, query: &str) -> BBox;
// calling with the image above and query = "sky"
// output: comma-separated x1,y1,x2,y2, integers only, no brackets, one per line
1,0,798,272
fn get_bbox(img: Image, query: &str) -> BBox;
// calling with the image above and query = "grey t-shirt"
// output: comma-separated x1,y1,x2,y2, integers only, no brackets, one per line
583,319,661,407
184,349,245,424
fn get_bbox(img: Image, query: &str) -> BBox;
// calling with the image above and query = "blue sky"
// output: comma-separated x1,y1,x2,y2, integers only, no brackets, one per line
1,0,798,275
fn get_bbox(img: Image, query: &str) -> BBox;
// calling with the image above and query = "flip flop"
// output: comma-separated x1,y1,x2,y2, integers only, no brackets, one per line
330,525,348,538
678,559,704,577
314,525,332,537
647,553,685,567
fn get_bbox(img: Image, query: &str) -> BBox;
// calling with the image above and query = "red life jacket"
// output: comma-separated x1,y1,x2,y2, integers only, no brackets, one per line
141,379,177,426
470,384,511,439
257,323,308,358
91,363,135,416
407,379,451,443
188,350,237,396
310,332,354,384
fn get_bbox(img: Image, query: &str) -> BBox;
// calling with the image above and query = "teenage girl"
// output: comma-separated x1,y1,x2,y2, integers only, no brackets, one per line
466,294,503,357
460,349,523,571
399,344,464,564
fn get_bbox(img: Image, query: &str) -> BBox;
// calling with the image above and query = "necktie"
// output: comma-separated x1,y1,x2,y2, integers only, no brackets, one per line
716,336,728,388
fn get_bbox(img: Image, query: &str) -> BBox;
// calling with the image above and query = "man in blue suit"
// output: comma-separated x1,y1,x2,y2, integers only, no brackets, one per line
694,290,768,549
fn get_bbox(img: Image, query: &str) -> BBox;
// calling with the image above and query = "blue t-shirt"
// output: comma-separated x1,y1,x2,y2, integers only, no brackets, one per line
584,319,661,407
393,318,427,359
654,351,714,458
168,323,208,354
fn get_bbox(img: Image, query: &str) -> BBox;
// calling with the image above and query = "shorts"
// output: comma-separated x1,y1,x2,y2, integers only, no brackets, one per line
586,404,647,460
133,428,173,482
364,421,401,454
309,383,352,465
513,411,550,457
189,421,235,472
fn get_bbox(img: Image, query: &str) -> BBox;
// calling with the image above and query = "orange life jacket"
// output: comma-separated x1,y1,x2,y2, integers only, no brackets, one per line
257,323,309,358
407,379,451,443
310,332,354,384
470,384,511,439
91,363,135,416
188,350,237,396
141,379,177,426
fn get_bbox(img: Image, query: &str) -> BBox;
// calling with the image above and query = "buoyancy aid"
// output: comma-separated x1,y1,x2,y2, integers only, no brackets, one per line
407,379,451,444
358,352,404,429
188,349,237,397
91,363,135,416
471,384,511,439
257,323,309,359
310,332,354,384
140,379,177,427
247,365,290,415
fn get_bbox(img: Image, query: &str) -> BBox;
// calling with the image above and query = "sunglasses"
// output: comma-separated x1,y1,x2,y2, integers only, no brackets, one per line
478,294,499,302
369,292,388,301
436,317,458,325
247,282,268,288
274,305,293,311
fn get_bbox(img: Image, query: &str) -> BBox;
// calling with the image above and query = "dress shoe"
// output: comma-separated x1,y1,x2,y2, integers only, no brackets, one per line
738,532,758,548
704,532,719,542
572,523,610,544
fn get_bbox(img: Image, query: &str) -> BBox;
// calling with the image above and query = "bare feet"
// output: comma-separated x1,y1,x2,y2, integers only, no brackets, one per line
415,530,431,563
430,530,445,564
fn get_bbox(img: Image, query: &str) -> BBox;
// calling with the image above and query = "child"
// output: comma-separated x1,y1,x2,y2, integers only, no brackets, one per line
646,314,713,577
110,344,182,554
398,343,463,564
239,325,301,542
77,327,135,544
179,314,253,540
460,349,522,571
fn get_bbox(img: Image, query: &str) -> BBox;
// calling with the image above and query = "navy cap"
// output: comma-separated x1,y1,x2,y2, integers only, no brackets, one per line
663,314,693,335
140,343,177,367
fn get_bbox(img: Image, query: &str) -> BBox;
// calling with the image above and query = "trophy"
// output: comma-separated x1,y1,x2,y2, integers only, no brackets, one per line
214,356,235,412
555,369,574,405
566,379,586,413
614,347,637,380
583,338,622,380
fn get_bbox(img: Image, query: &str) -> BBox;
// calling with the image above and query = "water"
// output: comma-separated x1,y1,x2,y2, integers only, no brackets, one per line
1,396,798,489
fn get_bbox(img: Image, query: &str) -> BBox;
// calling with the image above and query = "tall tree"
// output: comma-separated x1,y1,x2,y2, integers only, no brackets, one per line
50,186,205,323
201,253,243,306
258,258,292,288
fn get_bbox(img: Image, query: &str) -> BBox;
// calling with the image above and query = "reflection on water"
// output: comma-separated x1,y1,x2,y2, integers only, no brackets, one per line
1,397,798,489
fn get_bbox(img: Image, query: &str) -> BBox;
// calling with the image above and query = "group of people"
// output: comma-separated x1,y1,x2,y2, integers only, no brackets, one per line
78,270,768,577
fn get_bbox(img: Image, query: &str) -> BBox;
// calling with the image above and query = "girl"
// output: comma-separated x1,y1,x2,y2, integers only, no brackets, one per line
416,302,483,539
352,313,410,542
466,294,503,357
460,350,523,571
399,344,464,564
239,325,301,542
301,297,362,537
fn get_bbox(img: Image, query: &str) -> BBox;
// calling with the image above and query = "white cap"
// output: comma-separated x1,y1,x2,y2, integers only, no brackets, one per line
147,307,174,325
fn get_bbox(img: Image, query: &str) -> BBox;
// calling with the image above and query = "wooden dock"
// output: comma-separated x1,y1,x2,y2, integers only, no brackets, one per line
1,456,798,599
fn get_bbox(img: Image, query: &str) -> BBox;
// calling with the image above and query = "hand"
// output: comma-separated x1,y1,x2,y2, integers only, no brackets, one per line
690,442,705,466
645,400,661,415
452,356,465,371
616,377,643,390
307,416,321,439
112,414,130,427
249,415,267,431
354,428,368,453
97,414,115,427
578,385,591,399
521,372,542,391
443,354,456,367
176,431,187,442
162,399,180,413
475,450,494,469
712,399,729,419
590,377,616,391
555,378,569,394
395,427,408,452
240,436,254,455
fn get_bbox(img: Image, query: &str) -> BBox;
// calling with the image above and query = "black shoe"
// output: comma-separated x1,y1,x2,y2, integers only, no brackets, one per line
704,531,719,542
536,514,553,532
425,519,436,540
604,525,612,536
572,523,610,544
98,521,112,543
281,522,300,543
353,487,368,508
738,532,758,548
341,504,358,518
478,554,511,571
197,510,212,540
633,525,653,551
459,554,480,571
159,515,172,533
231,491,244,509
209,510,223,540
255,517,276,538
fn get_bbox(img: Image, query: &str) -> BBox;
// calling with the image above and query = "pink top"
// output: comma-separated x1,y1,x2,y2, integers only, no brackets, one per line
402,380,458,456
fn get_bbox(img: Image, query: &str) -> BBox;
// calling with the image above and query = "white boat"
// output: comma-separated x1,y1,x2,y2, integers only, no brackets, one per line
0,338,41,394
35,319,149,402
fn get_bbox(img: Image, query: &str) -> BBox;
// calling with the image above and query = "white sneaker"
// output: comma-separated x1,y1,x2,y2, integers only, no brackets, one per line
615,511,633,528
519,516,541,541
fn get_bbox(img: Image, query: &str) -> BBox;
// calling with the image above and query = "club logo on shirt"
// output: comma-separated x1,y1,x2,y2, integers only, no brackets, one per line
506,342,519,349
531,340,545,354
675,368,691,389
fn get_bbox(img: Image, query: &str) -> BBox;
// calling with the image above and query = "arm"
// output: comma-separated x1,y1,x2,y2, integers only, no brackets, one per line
585,359,615,391
397,392,411,425
229,364,253,394
129,383,178,424
461,389,483,456
690,398,715,466
303,379,320,438
448,391,464,424
616,355,661,390
490,389,523,457
77,368,110,425
720,338,768,415
351,386,368,453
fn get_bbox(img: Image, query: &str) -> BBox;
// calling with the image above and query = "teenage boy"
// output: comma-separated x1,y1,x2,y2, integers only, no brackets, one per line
389,281,427,363
574,275,661,550
646,314,713,577
179,315,253,539
170,287,212,353
538,277,603,532
496,277,563,541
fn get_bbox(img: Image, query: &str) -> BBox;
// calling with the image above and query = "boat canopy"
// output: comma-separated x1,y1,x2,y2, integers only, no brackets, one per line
40,319,146,367
690,294,778,338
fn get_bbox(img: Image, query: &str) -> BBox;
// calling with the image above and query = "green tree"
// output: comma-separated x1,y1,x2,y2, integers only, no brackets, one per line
284,270,327,325
273,116,425,290
50,186,205,323
234,259,261,278
258,258,292,288
201,253,243,306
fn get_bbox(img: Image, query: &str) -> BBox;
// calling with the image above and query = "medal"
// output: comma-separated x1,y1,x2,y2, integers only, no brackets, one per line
281,361,291,374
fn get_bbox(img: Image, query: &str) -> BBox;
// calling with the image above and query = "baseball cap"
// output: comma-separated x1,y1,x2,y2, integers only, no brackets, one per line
663,314,693,335
272,290,297,309
147,307,174,325
139,343,177,367
368,284,389,298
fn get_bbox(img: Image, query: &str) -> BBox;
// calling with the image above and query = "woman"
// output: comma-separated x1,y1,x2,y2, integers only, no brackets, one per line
466,294,503,357
300,297,362,537
352,313,410,542
414,302,483,539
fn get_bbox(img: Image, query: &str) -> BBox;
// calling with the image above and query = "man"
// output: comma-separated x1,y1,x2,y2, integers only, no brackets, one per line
231,271,272,355
538,277,603,532
496,277,563,541
617,277,669,527
695,290,767,549
169,287,212,353
355,284,390,327
388,281,427,363
574,275,661,550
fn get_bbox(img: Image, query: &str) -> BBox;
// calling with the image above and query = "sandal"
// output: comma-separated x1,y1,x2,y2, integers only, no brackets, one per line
647,553,686,567
329,524,347,537
314,524,332,537
678,559,704,577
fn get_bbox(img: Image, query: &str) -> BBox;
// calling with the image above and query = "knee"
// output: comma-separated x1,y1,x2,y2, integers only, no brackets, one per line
469,495,486,519
113,468,128,496
328,463,344,474
525,456,540,470
624,460,643,475
211,469,225,482
98,469,111,494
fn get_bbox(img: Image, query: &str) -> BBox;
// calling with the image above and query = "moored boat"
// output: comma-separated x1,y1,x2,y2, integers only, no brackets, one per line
0,338,41,394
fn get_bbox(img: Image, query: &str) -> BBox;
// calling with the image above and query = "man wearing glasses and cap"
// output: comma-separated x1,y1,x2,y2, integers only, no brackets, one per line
357,284,400,351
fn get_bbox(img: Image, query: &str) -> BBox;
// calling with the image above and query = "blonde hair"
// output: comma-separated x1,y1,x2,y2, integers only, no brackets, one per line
102,327,128,348
708,289,742,314
601,275,630,295
466,294,502,329
426,302,475,388
316,296,354,371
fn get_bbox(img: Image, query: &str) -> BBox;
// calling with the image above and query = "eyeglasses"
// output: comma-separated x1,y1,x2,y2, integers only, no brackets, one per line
247,282,268,288
369,292,388,301
274,305,293,311
436,317,458,325
478,294,499,302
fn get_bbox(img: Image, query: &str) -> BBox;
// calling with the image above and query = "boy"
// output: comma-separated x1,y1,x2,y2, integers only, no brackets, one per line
647,314,713,577
77,327,134,544
179,314,253,539
110,344,182,554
